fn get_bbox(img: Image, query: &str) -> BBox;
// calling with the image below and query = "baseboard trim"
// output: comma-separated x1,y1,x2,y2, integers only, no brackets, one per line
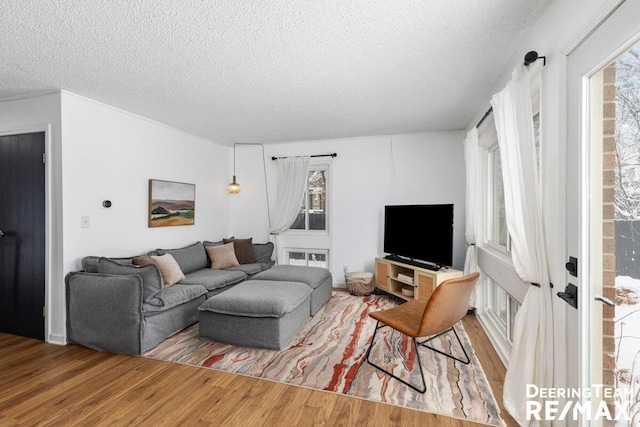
48,334,66,345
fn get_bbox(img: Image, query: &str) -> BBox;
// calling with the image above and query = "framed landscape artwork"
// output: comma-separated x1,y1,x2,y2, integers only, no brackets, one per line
148,179,195,227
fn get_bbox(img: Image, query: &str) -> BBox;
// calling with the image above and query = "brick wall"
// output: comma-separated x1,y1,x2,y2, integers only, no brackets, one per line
602,63,617,422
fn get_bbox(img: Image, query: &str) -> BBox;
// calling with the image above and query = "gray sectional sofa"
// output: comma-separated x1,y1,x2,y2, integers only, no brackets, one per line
66,240,332,355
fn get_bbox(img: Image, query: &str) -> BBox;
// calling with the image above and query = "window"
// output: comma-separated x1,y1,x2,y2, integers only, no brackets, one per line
278,162,331,271
286,249,328,269
290,167,328,231
508,296,520,343
485,277,521,344
487,144,509,250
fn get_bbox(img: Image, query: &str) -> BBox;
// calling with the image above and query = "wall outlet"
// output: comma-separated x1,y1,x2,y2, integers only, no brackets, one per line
81,216,90,228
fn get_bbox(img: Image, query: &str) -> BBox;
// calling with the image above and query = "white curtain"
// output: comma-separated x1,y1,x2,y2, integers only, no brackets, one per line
491,64,553,426
463,128,482,306
269,156,310,235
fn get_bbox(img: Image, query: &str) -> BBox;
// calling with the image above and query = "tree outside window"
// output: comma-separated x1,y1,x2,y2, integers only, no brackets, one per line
290,169,327,231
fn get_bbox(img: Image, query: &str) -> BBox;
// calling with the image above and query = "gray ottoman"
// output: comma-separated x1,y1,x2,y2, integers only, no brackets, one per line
198,280,311,350
252,265,332,315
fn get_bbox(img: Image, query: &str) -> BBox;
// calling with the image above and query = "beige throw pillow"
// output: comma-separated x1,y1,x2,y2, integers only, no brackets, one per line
150,253,185,287
206,243,240,270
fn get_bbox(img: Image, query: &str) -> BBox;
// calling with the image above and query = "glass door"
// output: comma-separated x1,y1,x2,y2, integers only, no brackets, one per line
567,2,640,424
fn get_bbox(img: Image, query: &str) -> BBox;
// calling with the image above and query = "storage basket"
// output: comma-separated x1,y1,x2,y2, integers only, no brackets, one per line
345,272,375,296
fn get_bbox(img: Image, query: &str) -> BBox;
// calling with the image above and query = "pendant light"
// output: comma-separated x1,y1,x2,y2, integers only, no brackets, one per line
228,143,241,194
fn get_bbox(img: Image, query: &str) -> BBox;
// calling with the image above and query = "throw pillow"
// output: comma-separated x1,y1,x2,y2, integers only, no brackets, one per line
132,253,154,266
150,253,185,287
206,243,240,269
223,237,255,264
202,240,225,268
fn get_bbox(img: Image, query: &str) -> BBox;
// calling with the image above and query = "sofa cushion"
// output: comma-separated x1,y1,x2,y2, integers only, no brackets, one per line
203,239,225,248
252,242,274,264
96,257,164,306
206,243,240,269
179,269,247,291
143,284,207,314
198,280,311,318
223,238,255,264
253,265,331,289
82,256,134,273
157,242,208,275
259,261,276,270
223,263,266,276
150,254,185,287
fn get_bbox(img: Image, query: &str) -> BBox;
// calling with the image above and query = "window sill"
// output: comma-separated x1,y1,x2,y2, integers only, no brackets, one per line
284,229,329,237
479,244,513,266
478,246,528,304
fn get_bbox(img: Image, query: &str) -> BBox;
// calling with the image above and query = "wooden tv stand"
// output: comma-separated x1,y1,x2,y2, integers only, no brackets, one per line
374,257,463,302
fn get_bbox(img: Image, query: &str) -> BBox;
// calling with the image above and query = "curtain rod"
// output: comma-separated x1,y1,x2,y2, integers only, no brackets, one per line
475,107,493,129
271,153,337,161
475,50,546,129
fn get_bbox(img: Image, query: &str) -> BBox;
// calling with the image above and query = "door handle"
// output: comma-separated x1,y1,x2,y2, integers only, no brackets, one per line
557,283,578,309
594,295,615,307
0,229,3,238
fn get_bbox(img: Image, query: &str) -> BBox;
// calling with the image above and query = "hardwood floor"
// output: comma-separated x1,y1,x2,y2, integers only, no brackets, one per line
0,315,516,426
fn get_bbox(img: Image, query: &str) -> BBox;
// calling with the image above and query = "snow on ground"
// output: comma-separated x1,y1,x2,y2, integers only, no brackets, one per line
614,276,640,425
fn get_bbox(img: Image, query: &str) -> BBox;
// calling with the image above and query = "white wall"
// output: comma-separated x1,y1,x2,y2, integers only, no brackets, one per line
61,91,231,270
229,131,466,284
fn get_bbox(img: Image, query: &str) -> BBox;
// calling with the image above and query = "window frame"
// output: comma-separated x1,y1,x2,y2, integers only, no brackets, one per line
284,248,330,269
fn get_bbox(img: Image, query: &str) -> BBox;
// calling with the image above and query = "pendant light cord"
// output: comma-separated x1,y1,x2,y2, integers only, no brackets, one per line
233,143,237,176
260,144,272,230
231,142,270,230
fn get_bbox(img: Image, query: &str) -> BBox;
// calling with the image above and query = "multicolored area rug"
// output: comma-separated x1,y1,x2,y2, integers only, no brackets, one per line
145,292,503,426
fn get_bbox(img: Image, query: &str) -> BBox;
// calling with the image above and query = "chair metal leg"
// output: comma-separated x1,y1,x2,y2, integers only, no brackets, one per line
365,321,427,393
418,326,471,365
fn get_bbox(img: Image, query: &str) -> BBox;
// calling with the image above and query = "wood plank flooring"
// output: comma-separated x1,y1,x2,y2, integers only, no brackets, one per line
0,315,516,426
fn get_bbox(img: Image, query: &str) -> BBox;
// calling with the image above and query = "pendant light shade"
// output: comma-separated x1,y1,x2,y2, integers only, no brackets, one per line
228,175,241,193
228,143,241,194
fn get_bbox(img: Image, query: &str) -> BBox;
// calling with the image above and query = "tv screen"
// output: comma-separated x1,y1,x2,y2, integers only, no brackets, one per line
383,204,453,267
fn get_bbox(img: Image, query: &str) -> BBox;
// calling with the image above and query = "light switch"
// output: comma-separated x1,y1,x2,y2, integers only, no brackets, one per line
81,216,90,228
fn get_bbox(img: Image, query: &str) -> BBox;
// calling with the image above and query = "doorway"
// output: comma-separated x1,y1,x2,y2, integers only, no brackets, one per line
567,1,640,424
0,132,46,340
594,45,640,425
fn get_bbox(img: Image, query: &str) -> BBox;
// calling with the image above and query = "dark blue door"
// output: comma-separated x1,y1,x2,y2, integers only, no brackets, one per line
0,132,45,340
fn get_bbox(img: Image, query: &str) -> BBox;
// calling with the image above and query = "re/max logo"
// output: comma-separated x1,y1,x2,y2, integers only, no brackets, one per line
525,385,634,421
526,400,631,421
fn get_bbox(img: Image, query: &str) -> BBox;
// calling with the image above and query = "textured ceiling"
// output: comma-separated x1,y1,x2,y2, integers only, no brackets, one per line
1,0,553,144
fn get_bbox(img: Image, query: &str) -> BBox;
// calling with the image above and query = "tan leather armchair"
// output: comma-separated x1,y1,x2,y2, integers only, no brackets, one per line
365,272,480,393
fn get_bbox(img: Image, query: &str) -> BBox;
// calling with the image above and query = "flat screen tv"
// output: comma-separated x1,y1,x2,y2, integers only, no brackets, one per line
383,204,453,269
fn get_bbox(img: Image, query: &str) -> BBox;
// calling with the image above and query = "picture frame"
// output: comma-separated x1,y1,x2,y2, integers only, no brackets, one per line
148,179,195,227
